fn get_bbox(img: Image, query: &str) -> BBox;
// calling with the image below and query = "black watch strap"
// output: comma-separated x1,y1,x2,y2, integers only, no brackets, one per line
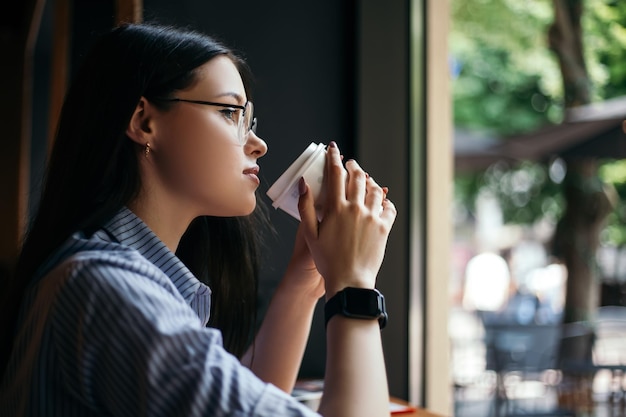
324,287,387,329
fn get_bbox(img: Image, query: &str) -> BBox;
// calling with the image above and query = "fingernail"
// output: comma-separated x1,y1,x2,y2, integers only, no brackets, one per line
329,141,337,148
298,177,307,195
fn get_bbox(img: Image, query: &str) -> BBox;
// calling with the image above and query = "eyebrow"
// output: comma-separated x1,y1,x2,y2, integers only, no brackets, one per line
213,92,245,104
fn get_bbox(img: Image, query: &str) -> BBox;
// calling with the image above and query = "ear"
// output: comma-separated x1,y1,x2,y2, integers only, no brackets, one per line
126,97,156,146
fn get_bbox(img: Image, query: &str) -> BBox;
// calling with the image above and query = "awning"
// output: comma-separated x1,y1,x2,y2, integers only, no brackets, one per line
455,96,626,173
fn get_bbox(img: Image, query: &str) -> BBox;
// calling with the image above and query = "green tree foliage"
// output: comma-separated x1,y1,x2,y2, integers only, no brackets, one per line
584,0,626,99
452,0,626,240
451,0,562,135
599,159,626,246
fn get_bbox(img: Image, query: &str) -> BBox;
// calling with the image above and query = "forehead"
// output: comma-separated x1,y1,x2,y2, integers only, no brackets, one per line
188,56,246,102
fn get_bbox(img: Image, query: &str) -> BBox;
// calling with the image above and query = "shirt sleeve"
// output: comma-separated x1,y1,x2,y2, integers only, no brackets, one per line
49,253,320,417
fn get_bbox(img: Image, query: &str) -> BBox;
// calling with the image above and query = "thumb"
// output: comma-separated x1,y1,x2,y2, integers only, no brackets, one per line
297,177,318,240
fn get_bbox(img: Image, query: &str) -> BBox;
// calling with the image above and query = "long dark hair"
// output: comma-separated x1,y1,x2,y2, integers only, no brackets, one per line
0,23,267,376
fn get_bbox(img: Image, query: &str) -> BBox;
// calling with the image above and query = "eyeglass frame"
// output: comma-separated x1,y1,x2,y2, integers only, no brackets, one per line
153,97,257,143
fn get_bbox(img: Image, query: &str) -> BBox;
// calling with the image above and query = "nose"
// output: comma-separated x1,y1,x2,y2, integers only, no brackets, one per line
245,129,268,158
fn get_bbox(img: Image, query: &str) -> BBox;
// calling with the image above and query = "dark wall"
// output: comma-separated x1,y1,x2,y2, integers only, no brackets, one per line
30,0,358,379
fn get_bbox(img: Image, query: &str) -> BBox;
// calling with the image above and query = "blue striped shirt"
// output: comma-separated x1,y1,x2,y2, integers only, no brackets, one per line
0,207,319,416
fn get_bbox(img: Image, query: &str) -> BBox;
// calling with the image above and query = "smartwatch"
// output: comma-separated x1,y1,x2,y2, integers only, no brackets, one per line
324,287,387,329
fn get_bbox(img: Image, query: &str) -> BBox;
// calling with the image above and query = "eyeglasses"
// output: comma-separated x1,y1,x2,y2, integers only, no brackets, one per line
157,97,256,144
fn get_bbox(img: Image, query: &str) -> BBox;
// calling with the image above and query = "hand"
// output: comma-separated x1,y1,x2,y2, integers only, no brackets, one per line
281,225,325,301
298,142,397,299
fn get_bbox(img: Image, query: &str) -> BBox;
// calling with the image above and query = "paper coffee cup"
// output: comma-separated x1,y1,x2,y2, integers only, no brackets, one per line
267,142,327,221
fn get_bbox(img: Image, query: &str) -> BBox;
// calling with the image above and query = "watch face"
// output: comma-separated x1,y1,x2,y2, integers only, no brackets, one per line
342,288,383,317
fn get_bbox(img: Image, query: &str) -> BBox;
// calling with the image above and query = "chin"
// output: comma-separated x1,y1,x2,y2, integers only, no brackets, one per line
229,200,257,217
202,196,258,217
241,202,257,216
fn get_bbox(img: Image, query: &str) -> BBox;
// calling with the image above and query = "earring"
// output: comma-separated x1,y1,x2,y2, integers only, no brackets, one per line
144,143,151,157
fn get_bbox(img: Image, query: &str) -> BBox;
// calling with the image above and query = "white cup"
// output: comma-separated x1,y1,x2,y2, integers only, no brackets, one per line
266,142,327,221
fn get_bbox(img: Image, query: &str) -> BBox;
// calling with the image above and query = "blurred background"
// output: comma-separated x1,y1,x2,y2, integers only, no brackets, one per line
450,1,626,416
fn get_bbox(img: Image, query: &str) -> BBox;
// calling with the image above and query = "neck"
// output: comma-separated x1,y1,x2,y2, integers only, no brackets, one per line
127,186,195,253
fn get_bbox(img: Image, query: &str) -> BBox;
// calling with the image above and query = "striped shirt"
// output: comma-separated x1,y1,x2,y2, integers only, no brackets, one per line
0,207,319,417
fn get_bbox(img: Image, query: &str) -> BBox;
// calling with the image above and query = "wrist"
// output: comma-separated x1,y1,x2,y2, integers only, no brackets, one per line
324,287,387,329
324,274,376,301
276,274,324,304
282,259,325,301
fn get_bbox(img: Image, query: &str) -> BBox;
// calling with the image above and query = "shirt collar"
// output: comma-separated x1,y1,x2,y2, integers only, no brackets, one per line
103,207,212,325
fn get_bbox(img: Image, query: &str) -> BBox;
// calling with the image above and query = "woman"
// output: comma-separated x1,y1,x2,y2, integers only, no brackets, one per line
0,23,396,416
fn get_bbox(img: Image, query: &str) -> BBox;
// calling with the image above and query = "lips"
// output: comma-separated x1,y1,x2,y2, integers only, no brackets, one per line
243,166,260,176
244,166,260,185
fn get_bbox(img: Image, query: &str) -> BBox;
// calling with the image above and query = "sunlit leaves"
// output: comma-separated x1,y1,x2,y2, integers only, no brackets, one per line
452,0,626,241
451,0,562,133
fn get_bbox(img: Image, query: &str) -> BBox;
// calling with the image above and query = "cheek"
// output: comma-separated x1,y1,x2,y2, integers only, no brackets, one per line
156,122,221,190
166,146,219,192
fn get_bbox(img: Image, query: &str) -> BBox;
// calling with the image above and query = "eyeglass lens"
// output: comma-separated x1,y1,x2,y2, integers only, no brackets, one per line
239,102,255,142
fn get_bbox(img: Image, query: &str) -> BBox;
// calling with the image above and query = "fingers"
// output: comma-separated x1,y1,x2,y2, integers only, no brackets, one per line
298,178,319,239
323,142,395,224
364,176,384,211
364,176,396,226
380,197,397,226
345,160,367,204
324,142,346,212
